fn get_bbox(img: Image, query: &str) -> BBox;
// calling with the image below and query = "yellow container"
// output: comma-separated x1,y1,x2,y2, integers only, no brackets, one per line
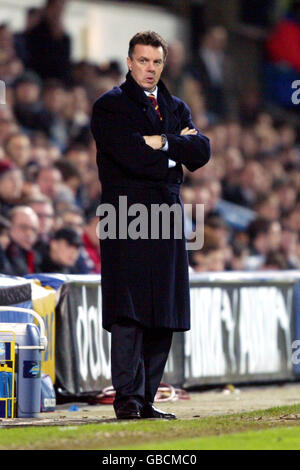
0,337,16,418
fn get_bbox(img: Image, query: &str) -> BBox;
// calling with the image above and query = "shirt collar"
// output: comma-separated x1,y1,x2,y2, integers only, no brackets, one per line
144,86,158,100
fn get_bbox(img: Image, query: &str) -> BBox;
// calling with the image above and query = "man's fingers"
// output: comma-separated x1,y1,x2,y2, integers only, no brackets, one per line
180,127,189,135
180,127,197,135
183,129,197,135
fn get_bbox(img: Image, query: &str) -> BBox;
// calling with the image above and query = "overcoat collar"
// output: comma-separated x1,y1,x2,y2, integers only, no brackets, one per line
120,72,178,131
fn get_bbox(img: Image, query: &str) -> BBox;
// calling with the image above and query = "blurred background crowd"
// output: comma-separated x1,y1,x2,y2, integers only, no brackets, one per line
0,0,299,276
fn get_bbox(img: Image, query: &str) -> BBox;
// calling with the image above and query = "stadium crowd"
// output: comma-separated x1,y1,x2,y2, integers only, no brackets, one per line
0,0,299,276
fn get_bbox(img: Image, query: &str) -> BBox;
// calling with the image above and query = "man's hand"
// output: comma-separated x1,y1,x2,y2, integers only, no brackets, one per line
180,127,198,136
143,128,197,150
143,135,163,150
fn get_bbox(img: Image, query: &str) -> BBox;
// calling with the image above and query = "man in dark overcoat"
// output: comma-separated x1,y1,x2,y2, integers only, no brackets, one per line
91,31,210,420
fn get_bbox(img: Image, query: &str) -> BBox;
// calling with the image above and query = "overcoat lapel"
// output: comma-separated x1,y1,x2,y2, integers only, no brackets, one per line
121,72,179,133
121,72,157,131
157,90,180,134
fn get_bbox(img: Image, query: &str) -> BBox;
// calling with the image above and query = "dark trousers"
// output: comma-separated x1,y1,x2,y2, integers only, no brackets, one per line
111,320,173,409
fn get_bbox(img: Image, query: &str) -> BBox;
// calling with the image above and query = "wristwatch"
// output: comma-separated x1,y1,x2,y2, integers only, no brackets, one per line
160,134,167,149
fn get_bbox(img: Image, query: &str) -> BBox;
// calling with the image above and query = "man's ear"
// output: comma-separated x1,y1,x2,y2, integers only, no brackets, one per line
127,56,132,71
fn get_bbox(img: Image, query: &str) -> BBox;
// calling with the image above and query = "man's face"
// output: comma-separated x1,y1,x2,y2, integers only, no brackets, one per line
50,239,79,267
43,88,66,114
37,168,62,199
66,150,89,172
6,134,31,167
62,212,84,236
127,44,165,92
0,170,23,202
15,82,40,104
10,210,39,251
30,202,55,235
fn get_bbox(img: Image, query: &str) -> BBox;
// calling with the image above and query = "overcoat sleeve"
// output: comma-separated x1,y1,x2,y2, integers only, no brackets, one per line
165,100,210,172
91,101,169,181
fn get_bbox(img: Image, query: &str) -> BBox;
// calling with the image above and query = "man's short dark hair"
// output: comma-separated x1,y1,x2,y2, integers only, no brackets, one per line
54,159,80,182
42,79,66,94
52,227,82,248
64,143,89,155
247,217,272,242
128,31,168,60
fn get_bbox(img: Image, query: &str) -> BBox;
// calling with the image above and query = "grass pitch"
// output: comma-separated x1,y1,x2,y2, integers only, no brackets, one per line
2,404,300,450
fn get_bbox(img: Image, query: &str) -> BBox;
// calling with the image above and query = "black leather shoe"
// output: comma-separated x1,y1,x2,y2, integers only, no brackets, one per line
114,401,141,420
140,403,177,420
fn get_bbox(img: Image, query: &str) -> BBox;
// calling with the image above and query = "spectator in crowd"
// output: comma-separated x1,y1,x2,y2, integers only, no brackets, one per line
39,227,82,274
20,181,41,203
0,108,18,145
245,217,282,270
14,7,42,67
228,240,249,271
253,193,281,221
64,85,92,145
0,215,14,275
203,179,223,215
35,166,62,201
63,143,93,207
260,251,289,270
189,248,208,272
79,165,102,210
162,40,188,98
6,206,40,275
58,206,85,235
12,71,44,132
40,79,69,150
280,227,300,269
273,179,298,214
190,226,225,272
205,214,232,268
46,142,62,164
0,160,24,217
54,159,82,200
4,132,32,169
54,185,77,214
0,23,24,85
26,195,55,249
181,183,208,240
285,205,300,234
0,23,15,63
188,26,238,121
223,161,266,208
64,143,90,174
25,0,71,84
58,205,92,274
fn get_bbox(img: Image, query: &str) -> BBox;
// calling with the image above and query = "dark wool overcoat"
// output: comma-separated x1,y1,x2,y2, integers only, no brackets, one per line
91,72,210,332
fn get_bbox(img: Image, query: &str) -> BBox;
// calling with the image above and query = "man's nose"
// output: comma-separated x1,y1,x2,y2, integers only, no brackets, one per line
146,62,155,72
